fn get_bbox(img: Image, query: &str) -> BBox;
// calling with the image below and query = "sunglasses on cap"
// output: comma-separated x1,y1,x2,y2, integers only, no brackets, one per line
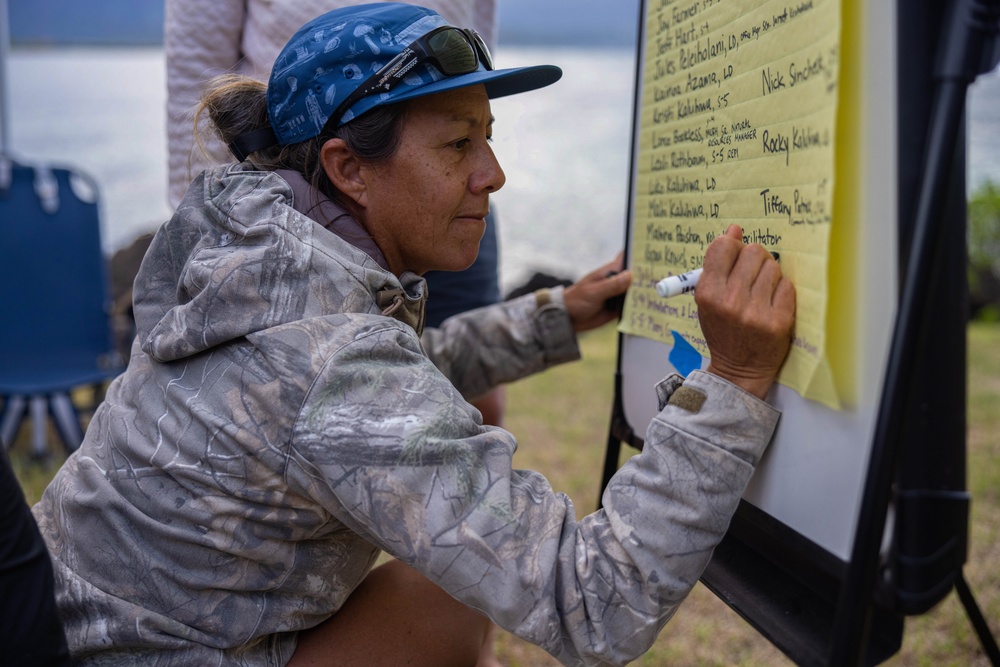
329,25,494,127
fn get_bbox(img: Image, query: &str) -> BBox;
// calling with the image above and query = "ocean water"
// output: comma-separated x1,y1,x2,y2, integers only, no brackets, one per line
5,46,1000,292
4,45,637,292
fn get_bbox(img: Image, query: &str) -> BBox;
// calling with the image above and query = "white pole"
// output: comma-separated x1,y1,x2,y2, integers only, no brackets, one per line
0,0,10,154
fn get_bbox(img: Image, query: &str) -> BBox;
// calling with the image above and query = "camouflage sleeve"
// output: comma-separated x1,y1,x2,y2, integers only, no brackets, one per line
419,287,580,400
290,313,780,666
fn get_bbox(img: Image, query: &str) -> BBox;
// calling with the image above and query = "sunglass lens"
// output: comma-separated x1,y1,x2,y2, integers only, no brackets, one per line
427,29,479,75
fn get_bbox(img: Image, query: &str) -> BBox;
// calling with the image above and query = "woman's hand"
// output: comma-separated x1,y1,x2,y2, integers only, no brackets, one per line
562,253,632,333
696,224,796,399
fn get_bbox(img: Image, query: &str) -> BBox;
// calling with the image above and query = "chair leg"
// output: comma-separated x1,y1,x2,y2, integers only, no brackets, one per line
50,393,84,453
0,395,28,449
30,396,50,459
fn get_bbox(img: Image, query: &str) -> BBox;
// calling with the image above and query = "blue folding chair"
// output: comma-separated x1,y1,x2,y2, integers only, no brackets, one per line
0,156,124,457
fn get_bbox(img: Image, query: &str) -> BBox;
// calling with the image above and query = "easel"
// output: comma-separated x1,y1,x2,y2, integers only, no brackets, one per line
599,0,1000,663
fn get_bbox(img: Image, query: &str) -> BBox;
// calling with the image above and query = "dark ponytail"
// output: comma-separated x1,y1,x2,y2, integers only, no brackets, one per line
195,74,410,219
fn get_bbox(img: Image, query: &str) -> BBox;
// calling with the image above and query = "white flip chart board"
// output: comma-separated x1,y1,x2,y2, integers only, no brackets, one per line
617,0,897,561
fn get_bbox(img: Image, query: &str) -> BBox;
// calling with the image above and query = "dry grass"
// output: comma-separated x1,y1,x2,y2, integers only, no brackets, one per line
8,324,999,665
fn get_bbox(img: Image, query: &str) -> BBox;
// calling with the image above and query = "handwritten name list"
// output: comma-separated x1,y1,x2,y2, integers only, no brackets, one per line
620,0,841,406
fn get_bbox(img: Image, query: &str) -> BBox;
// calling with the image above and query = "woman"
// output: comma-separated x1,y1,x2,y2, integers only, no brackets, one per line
33,4,795,666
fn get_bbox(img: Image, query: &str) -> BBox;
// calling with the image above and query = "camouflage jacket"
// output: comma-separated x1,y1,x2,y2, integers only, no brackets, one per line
33,164,780,666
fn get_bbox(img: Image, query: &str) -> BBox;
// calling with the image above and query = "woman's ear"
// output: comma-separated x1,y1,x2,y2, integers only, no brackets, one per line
321,138,368,208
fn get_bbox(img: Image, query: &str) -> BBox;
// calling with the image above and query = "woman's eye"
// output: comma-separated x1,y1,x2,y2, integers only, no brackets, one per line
452,138,471,149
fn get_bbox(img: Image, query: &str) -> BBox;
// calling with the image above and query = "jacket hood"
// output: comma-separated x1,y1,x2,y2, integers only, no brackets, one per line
133,164,426,362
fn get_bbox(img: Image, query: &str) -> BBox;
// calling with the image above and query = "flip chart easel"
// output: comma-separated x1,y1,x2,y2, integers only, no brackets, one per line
600,0,1000,664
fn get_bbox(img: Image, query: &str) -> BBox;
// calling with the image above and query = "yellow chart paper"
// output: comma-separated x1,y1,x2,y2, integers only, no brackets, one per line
620,0,842,408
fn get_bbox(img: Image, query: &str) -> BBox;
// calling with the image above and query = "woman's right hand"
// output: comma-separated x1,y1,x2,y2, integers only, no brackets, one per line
694,224,796,399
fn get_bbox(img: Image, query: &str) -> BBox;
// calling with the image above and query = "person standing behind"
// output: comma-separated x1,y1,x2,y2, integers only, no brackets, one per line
165,0,507,427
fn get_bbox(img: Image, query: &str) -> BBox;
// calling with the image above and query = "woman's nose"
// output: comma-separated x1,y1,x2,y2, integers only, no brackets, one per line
473,143,506,194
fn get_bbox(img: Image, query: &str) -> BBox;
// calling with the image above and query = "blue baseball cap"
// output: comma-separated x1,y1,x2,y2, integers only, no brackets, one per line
230,2,562,160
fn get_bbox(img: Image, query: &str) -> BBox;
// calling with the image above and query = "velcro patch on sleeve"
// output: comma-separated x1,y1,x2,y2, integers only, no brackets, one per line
667,386,707,413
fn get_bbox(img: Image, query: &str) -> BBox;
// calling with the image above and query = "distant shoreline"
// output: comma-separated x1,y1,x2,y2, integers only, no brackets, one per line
7,0,640,50
9,36,638,49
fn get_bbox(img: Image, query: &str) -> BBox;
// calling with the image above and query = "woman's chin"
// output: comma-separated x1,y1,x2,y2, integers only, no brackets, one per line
435,243,483,273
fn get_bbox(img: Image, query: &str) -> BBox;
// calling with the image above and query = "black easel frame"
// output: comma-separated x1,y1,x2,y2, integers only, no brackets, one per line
829,0,999,663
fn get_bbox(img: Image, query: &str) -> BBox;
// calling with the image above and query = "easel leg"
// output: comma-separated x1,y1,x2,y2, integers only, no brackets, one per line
955,571,1000,665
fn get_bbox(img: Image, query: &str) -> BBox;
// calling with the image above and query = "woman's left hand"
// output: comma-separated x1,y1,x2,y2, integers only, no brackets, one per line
563,253,632,333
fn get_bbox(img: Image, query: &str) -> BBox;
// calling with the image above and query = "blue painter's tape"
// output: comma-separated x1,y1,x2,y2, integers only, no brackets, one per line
669,331,703,377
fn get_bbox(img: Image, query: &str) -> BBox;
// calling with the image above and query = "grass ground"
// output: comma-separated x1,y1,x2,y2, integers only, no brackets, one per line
9,324,999,666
